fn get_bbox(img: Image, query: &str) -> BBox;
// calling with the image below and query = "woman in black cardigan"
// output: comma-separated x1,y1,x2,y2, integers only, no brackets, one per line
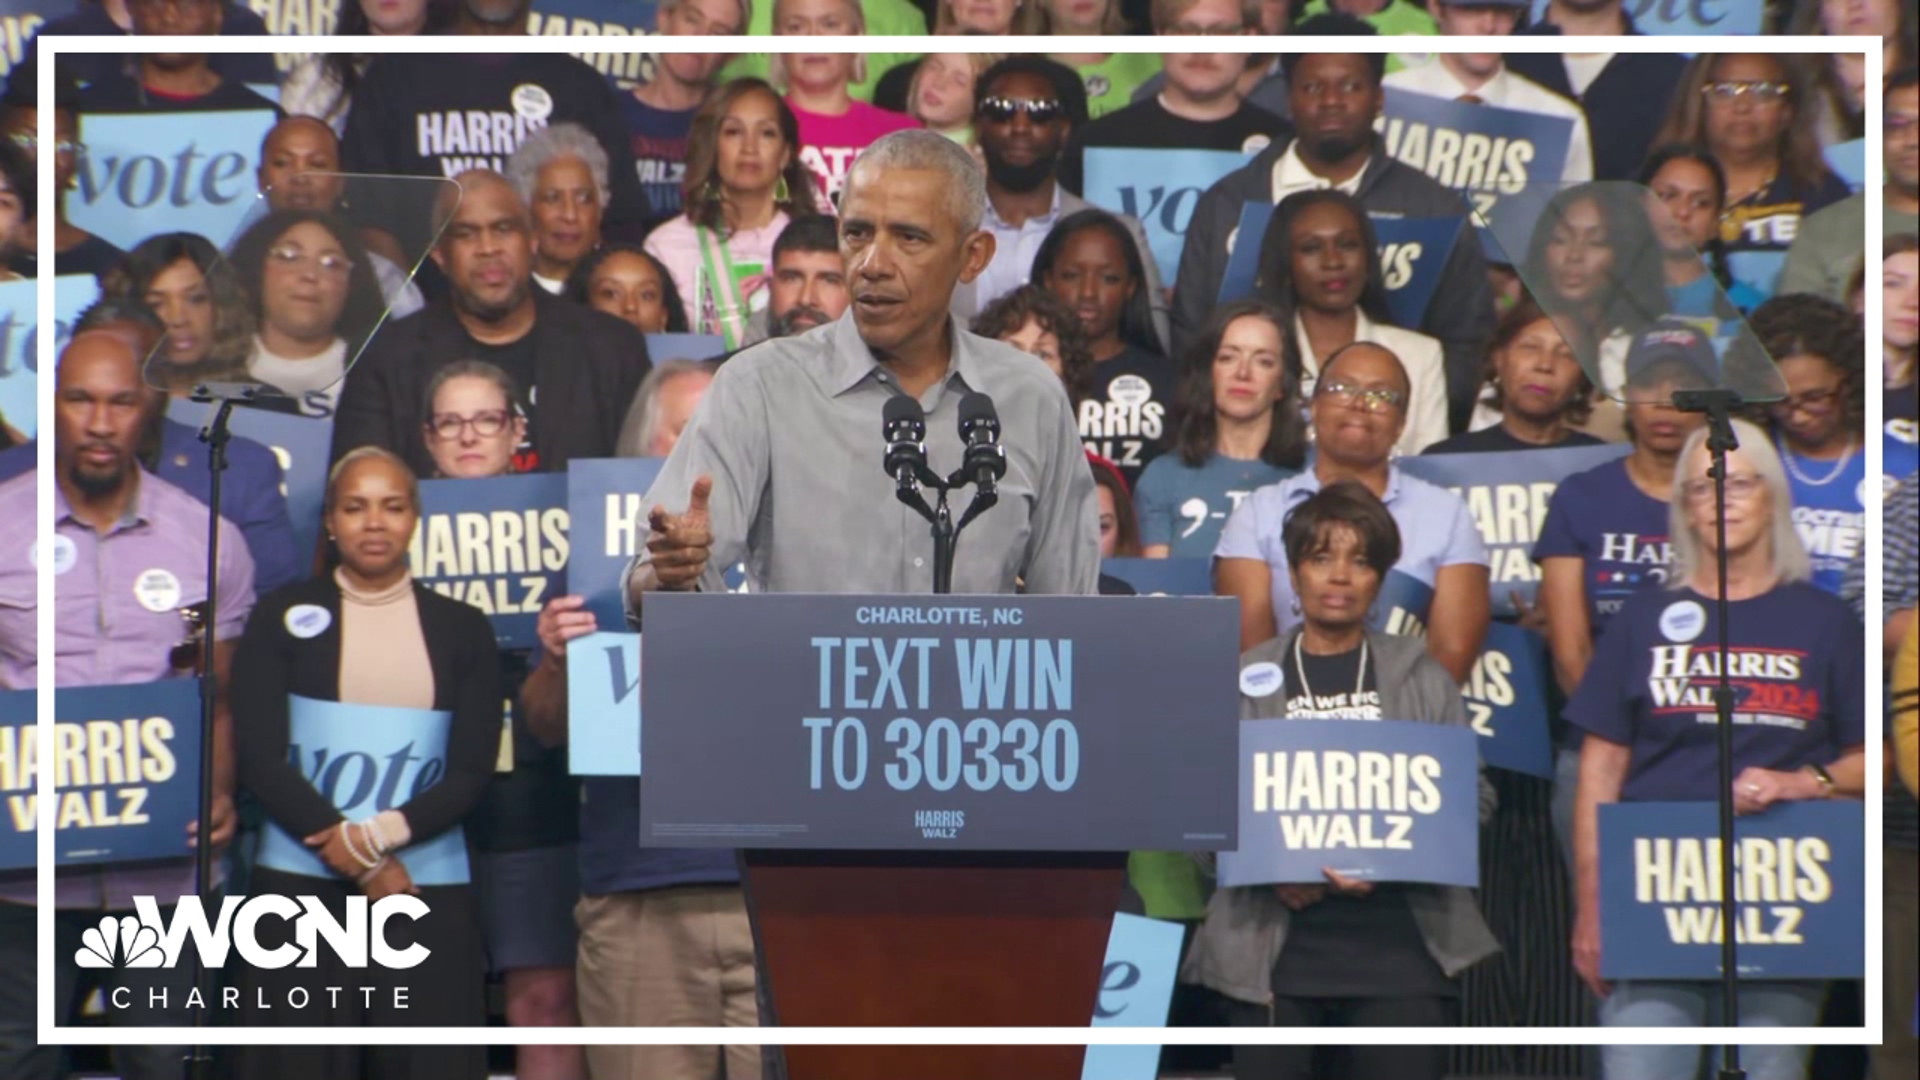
229,445,497,1079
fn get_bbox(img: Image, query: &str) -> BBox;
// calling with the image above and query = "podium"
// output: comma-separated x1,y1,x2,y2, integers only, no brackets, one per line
640,593,1240,1080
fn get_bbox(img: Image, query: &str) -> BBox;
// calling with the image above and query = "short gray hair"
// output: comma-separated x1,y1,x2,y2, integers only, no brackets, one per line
620,359,718,457
847,129,986,235
506,123,612,210
1666,418,1811,590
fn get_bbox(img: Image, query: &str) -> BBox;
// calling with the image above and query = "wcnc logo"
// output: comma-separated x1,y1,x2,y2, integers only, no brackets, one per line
72,894,432,971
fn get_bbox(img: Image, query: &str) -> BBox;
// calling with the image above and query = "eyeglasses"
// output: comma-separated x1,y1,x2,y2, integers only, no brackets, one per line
1682,473,1766,504
428,410,513,440
267,245,353,277
1316,379,1406,413
8,132,80,155
168,602,207,673
978,97,1063,124
1768,387,1841,417
1701,81,1790,104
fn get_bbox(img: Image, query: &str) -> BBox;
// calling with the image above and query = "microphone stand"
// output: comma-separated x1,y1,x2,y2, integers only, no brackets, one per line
1672,387,1746,1080
894,471,997,598
181,382,260,1080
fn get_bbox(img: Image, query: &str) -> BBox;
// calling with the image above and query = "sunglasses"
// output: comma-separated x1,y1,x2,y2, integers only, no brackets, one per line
978,97,1064,125
1701,81,1790,103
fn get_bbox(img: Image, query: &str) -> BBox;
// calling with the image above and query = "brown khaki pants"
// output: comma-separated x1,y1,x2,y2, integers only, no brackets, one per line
576,884,763,1080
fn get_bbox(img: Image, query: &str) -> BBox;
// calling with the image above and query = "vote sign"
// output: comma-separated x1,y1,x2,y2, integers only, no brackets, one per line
1083,147,1261,284
0,679,203,870
168,399,332,565
1082,913,1186,1080
1399,443,1632,616
568,630,641,777
1528,0,1765,34
72,110,278,253
1598,800,1865,980
257,695,471,886
0,276,98,441
1217,719,1480,888
1217,201,1460,330
413,473,569,650
641,593,1240,851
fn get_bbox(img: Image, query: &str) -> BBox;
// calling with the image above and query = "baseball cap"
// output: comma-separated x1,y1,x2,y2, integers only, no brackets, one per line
1624,318,1719,391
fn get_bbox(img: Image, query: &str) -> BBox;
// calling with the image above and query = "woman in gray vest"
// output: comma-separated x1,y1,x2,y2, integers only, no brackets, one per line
1182,479,1499,1080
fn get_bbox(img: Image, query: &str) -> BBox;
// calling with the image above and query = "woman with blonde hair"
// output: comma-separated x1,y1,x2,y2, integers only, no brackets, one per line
1567,418,1864,1073
935,0,1046,34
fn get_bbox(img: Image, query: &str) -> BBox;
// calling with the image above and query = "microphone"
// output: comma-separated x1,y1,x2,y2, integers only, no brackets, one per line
957,392,1007,497
882,395,930,495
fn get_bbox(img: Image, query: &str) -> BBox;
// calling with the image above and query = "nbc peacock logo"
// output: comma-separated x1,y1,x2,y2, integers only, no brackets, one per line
74,914,167,969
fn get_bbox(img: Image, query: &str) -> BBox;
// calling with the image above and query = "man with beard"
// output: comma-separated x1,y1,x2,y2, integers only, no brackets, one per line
741,216,851,346
963,56,1168,350
1783,66,1920,301
330,170,650,476
0,328,253,1080
1171,48,1496,433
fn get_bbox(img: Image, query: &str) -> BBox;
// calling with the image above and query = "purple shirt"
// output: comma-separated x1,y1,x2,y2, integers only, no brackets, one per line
0,467,256,910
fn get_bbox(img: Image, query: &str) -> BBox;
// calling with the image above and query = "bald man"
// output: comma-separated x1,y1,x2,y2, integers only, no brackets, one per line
330,169,651,475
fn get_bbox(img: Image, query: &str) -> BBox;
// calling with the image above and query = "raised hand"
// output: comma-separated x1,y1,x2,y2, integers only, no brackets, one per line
646,475,714,591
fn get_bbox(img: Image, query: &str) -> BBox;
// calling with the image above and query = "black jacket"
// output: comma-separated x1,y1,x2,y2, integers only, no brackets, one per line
231,575,501,846
1508,32,1687,184
1171,133,1497,433
329,289,651,475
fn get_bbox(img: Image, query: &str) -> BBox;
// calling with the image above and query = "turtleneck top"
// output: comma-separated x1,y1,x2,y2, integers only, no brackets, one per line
335,567,434,710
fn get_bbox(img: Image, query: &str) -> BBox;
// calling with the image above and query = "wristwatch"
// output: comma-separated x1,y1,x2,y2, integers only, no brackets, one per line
1803,763,1835,798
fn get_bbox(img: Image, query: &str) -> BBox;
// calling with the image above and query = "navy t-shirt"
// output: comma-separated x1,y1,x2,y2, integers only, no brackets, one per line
1776,438,1866,597
1531,457,1674,636
577,776,740,895
1566,583,1865,803
619,93,696,227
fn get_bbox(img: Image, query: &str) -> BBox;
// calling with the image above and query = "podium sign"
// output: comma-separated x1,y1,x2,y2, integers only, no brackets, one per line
1598,800,1865,980
1218,719,1481,888
641,593,1240,851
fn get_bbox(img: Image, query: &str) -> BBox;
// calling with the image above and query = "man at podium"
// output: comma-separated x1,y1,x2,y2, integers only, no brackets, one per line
623,128,1100,608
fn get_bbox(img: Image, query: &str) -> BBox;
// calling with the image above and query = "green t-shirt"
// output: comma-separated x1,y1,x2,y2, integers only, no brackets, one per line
725,0,926,103
1299,0,1435,73
1066,53,1165,120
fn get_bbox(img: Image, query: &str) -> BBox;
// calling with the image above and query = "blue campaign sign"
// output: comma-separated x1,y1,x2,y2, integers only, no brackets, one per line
167,399,332,565
1081,913,1186,1080
412,473,569,650
71,110,277,253
1101,557,1211,597
1215,201,1458,329
566,456,666,632
568,630,641,777
1825,140,1866,193
1598,800,1865,980
1,679,203,871
1218,718,1480,888
0,275,98,440
258,695,471,886
1463,622,1553,779
1399,442,1631,616
529,0,662,89
1365,568,1434,638
644,332,726,364
642,593,1241,851
1529,0,1764,34
1379,90,1572,264
1083,147,1259,284
0,0,78,84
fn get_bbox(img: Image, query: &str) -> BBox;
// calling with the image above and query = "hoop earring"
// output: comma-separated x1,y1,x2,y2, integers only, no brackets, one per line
1288,594,1302,617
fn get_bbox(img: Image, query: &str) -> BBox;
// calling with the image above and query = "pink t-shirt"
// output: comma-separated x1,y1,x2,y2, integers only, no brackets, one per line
789,98,921,203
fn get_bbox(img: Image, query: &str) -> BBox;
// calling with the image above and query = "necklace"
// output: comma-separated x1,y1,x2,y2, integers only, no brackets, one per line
1292,633,1369,709
1777,434,1855,487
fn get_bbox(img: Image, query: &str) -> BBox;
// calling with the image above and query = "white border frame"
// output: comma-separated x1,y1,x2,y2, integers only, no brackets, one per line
33,30,1886,1048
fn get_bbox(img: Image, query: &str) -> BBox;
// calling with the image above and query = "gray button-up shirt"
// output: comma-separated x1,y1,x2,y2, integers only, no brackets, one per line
623,313,1099,615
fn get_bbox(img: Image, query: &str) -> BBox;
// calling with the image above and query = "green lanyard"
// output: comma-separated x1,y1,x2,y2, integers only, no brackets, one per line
696,226,748,350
